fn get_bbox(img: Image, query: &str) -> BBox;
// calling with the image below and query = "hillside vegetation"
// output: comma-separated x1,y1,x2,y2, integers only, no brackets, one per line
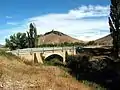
0,50,93,90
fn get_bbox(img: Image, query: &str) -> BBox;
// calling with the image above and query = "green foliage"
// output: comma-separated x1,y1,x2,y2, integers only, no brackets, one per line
38,42,85,47
66,54,120,89
5,32,28,50
27,23,38,48
44,58,64,66
109,0,120,58
66,55,90,76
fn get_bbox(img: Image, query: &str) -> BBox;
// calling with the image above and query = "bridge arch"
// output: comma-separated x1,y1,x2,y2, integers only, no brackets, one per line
44,53,64,62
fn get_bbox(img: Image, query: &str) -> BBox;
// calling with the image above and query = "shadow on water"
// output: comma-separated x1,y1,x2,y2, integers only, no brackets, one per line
67,48,120,90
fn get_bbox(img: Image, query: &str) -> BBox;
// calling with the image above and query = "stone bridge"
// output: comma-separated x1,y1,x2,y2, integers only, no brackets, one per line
9,47,76,64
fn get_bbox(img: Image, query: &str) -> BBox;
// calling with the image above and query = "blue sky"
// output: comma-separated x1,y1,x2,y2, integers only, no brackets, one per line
0,0,110,44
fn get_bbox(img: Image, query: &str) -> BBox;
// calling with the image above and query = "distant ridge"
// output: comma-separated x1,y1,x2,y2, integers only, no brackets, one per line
44,30,66,36
0,44,4,48
95,34,113,46
37,30,83,45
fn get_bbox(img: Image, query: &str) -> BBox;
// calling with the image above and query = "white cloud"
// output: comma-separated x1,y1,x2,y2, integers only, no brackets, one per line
1,5,110,44
69,5,109,18
27,5,109,40
6,16,12,19
6,22,18,25
28,5,109,21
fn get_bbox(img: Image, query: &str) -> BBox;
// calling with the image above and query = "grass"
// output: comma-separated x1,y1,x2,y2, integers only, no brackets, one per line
0,48,107,90
22,59,34,66
44,57,106,90
0,49,20,60
0,69,3,79
0,49,93,90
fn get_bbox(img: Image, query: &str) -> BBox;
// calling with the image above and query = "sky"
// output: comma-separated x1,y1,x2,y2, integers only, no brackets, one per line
0,0,110,44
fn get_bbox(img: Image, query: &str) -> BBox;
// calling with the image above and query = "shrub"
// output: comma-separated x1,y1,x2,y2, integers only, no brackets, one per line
66,54,120,89
44,58,64,66
66,54,90,78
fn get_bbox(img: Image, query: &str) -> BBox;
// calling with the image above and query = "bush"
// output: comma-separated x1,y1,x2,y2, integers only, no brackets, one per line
66,55,120,89
44,58,64,66
66,55,90,78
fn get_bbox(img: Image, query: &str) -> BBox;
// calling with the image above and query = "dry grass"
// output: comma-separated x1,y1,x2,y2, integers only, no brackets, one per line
95,34,112,46
0,53,94,90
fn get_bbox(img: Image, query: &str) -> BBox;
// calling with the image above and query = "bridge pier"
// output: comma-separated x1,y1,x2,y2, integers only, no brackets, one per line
34,52,43,64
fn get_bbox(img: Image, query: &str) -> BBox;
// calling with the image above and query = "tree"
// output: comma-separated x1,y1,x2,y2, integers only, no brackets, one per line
109,0,120,58
27,23,38,48
5,32,28,50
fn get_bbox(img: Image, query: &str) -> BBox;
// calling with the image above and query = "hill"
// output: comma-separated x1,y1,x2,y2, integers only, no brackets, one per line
0,44,4,48
0,50,93,90
38,30,83,45
95,34,112,46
